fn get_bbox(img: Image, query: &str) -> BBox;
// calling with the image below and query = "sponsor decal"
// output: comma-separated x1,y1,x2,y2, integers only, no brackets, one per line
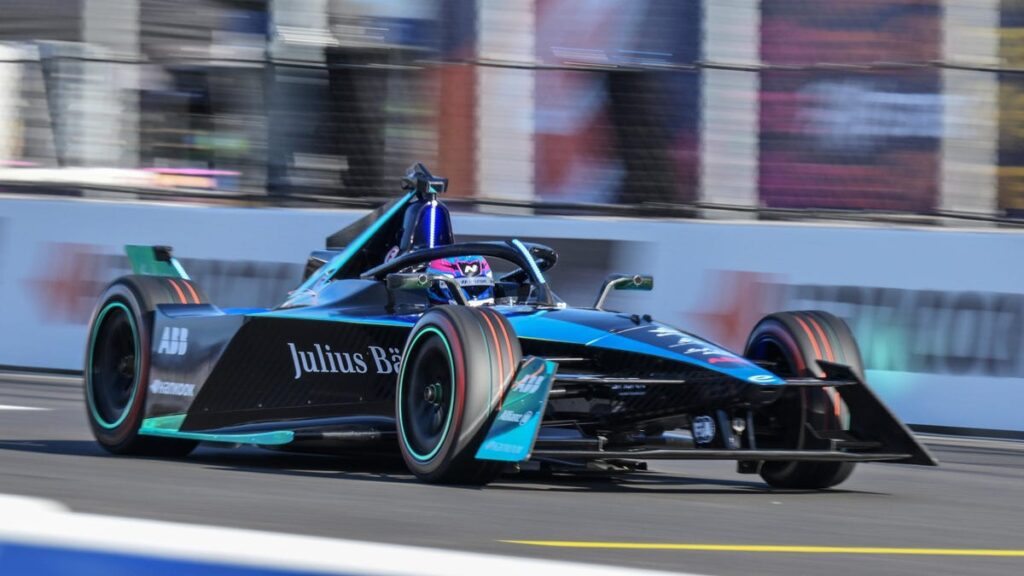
288,343,401,380
497,409,534,425
457,260,482,277
27,242,300,324
646,325,730,357
760,2,940,212
747,374,777,383
610,383,647,396
455,276,491,287
476,358,556,462
691,270,1024,378
511,374,545,395
636,323,780,381
28,243,114,324
148,379,195,397
481,439,523,454
647,325,696,348
683,347,718,356
692,415,716,444
157,327,189,356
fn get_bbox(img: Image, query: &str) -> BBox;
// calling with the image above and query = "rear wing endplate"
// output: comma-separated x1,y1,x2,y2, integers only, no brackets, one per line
125,245,190,279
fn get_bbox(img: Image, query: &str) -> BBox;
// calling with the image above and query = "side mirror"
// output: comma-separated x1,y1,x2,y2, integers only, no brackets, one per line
386,273,468,306
594,274,653,310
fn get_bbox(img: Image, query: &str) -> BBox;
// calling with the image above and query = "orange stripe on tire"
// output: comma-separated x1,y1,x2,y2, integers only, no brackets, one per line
478,310,504,388
488,310,515,386
799,314,842,421
166,279,187,303
182,281,201,304
806,315,834,362
792,314,822,360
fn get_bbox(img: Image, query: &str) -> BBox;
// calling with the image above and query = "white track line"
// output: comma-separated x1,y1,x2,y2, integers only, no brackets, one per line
0,404,50,411
0,494,697,576
0,371,81,385
918,434,1024,452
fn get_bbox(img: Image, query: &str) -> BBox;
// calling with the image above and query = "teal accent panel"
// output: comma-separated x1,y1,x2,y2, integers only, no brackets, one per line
251,309,415,328
294,192,414,293
138,413,186,430
476,357,557,462
124,245,188,279
138,415,295,446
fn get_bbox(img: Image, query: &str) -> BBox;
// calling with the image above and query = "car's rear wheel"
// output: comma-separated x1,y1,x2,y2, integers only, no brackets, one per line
745,310,859,489
85,276,200,456
397,306,520,484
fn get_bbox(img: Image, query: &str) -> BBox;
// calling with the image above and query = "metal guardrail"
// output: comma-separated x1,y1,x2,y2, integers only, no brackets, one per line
3,180,1023,229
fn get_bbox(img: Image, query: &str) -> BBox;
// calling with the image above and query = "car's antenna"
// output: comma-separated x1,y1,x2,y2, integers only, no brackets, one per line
401,163,448,200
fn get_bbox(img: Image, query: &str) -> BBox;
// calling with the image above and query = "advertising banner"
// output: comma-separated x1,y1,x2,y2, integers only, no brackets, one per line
653,225,1024,433
533,0,701,205
760,1,942,211
1,195,1021,433
999,0,1024,217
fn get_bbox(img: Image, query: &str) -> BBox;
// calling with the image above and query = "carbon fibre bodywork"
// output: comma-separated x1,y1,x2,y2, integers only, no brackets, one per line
115,181,935,471
144,304,784,431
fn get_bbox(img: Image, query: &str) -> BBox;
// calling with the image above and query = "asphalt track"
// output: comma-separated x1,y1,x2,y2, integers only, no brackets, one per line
1,372,1023,576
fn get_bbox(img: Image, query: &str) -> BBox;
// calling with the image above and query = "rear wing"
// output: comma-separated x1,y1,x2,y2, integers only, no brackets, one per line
125,245,190,279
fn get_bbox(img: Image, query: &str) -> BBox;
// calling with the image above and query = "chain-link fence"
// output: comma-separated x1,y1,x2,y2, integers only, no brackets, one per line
0,0,1022,221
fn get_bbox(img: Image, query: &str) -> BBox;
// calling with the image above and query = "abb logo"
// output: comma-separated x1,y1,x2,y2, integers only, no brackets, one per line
511,374,545,395
157,327,189,356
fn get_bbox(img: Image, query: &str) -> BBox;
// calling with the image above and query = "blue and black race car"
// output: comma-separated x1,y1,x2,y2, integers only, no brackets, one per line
85,164,936,488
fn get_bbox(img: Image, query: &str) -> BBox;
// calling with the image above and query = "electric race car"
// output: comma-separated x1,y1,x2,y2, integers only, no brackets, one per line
84,164,936,488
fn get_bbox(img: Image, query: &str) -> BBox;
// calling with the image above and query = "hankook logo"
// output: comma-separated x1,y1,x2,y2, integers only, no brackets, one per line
288,343,402,380
149,379,195,397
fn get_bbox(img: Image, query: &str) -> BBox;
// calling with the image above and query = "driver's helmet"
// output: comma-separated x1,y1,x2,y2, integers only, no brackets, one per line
425,256,495,305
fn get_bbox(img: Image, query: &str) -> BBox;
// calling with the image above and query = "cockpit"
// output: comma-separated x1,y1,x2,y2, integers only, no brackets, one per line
283,164,561,311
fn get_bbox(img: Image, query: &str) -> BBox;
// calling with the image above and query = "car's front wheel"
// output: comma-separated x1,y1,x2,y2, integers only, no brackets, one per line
396,306,520,484
745,310,860,489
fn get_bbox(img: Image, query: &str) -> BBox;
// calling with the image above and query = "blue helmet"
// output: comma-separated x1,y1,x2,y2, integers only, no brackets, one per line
425,256,495,305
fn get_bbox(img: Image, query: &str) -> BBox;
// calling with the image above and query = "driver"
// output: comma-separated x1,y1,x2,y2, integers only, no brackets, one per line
425,256,495,306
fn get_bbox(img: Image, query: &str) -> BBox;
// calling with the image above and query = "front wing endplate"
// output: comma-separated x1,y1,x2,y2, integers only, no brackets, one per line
475,357,558,462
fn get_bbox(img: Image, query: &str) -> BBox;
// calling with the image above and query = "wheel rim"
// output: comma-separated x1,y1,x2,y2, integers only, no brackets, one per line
87,301,140,429
398,327,456,462
748,335,806,453
748,336,797,378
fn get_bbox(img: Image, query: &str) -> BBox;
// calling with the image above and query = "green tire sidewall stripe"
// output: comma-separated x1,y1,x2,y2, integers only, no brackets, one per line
86,301,141,430
398,325,456,463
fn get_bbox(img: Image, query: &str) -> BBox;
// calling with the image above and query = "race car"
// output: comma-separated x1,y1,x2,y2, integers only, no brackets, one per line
84,163,936,488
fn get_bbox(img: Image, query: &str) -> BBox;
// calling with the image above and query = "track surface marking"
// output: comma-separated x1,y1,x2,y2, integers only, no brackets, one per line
1,374,1022,576
502,541,1024,557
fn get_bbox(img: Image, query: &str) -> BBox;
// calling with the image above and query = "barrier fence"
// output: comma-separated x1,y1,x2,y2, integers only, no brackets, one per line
1,194,1021,434
0,1,1023,218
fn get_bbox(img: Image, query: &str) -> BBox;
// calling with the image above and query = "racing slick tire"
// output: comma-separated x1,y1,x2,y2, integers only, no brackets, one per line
85,275,204,457
744,310,860,489
397,306,521,484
